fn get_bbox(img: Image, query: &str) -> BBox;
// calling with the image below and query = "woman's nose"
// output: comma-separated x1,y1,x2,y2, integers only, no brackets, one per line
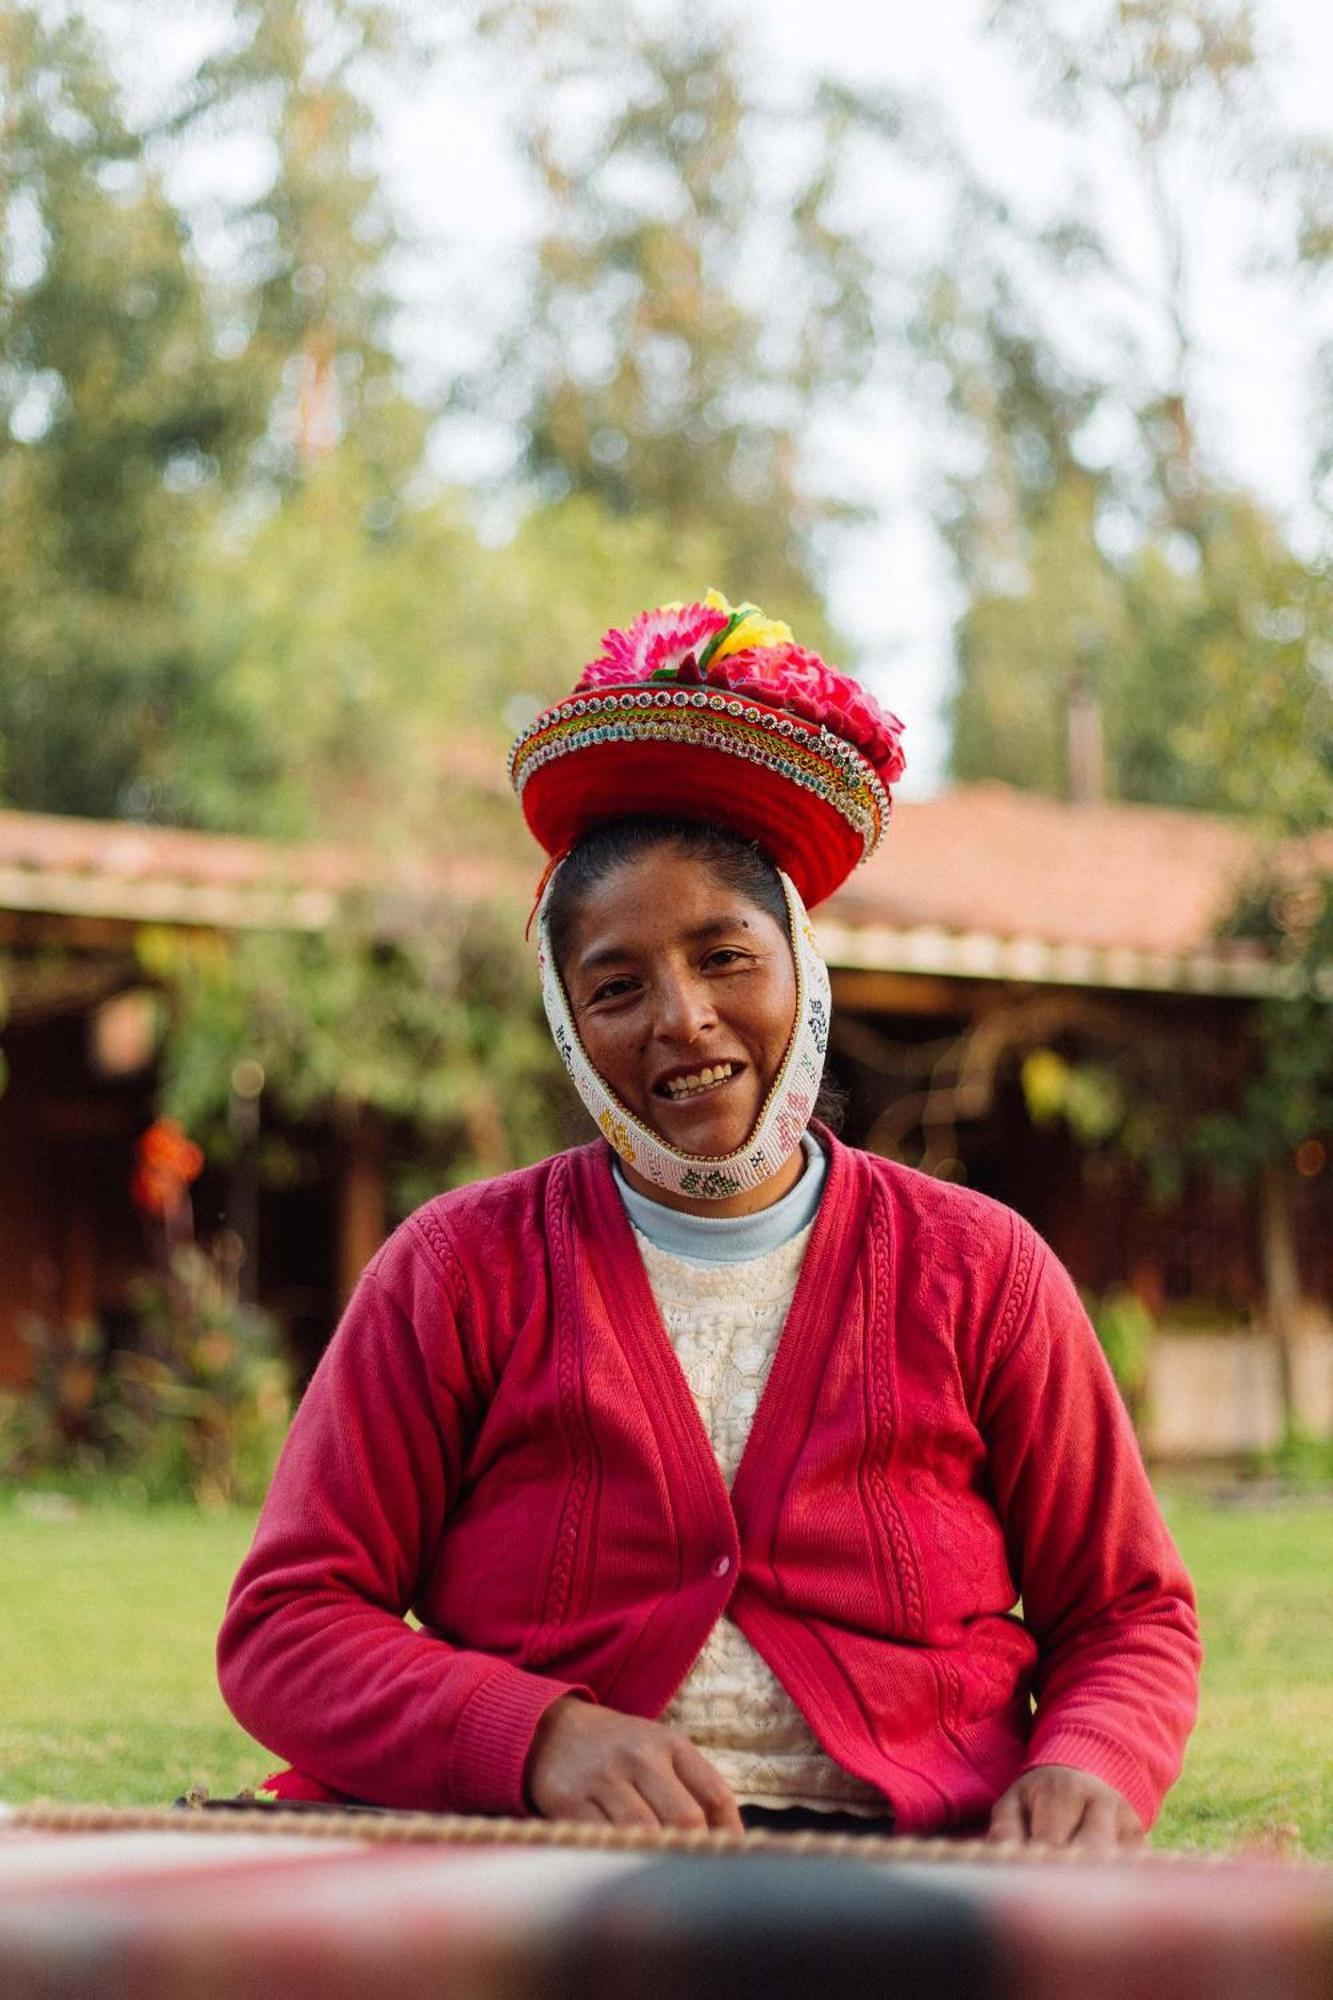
650,970,716,1043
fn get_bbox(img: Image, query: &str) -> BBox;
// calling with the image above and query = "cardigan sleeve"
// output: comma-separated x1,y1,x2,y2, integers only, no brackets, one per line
975,1225,1202,1829
216,1222,590,1814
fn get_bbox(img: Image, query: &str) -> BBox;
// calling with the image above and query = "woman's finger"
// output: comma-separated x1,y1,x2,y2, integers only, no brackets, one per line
986,1785,1029,1844
592,1779,662,1829
556,1795,613,1825
671,1740,745,1834
1027,1775,1085,1847
630,1757,712,1831
1070,1793,1121,1855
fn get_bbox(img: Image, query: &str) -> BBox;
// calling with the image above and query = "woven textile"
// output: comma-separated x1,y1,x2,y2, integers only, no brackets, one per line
3,1812,1330,2000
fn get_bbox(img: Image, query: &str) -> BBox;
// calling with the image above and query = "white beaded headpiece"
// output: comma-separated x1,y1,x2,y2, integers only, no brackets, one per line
536,866,831,1203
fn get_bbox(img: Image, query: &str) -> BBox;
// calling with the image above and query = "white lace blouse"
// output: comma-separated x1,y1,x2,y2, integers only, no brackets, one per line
634,1222,889,1815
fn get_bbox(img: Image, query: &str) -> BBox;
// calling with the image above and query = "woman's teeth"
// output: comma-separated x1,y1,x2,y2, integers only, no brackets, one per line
664,1062,736,1100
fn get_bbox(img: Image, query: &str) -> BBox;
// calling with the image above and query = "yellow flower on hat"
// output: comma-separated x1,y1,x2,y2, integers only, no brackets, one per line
702,587,793,660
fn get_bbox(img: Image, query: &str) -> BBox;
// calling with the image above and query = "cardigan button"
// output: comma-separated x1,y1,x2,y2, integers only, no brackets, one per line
710,1555,732,1579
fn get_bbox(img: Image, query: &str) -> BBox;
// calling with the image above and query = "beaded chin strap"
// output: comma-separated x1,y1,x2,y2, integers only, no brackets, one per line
536,866,831,1203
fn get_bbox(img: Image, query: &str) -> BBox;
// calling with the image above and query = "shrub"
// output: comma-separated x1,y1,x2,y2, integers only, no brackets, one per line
1086,1286,1155,1427
0,1244,289,1509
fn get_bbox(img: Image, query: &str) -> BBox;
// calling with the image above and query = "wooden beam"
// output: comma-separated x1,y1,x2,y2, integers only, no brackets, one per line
828,968,974,1017
0,910,144,950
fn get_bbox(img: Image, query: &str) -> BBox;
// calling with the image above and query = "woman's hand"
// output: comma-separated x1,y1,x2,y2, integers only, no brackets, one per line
987,1765,1145,1852
526,1695,745,1832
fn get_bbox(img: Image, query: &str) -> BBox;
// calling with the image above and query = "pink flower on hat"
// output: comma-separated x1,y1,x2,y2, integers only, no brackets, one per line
720,643,907,786
569,589,906,792
578,603,728,690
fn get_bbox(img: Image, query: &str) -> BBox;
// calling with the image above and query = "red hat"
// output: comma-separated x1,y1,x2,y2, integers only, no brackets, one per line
509,592,906,909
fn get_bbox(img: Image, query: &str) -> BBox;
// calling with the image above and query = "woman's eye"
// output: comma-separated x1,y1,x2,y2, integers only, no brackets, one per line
590,977,636,1003
706,949,747,968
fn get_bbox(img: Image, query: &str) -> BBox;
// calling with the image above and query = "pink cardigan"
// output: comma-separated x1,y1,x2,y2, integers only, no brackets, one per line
217,1132,1200,1831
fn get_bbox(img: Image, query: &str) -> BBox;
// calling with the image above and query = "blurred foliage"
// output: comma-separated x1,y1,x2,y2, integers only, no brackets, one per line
0,1316,104,1482
0,1242,288,1508
0,0,416,826
0,5,253,820
925,1,1333,1363
137,898,563,1186
1021,1047,1126,1145
112,1243,290,1509
1017,902,1333,1208
172,453,760,842
1085,1285,1155,1421
181,0,413,491
1196,872,1333,1184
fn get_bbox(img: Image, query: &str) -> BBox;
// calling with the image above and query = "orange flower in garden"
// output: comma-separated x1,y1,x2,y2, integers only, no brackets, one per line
132,1118,205,1219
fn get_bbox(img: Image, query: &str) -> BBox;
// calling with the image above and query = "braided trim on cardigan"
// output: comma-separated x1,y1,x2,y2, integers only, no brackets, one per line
411,1213,489,1415
989,1214,1039,1375
862,1181,926,1640
526,1165,597,1668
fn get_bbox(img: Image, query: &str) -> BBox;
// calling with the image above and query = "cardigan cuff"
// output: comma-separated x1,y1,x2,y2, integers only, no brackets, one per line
1020,1722,1157,1829
445,1661,595,1817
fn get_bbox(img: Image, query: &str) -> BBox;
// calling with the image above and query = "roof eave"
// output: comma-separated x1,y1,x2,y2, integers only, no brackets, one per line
813,917,1318,1001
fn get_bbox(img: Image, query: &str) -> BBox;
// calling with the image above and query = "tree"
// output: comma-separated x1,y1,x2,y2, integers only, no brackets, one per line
923,0,1333,821
0,1,441,828
138,884,566,1295
465,0,885,639
177,0,416,492
0,5,251,819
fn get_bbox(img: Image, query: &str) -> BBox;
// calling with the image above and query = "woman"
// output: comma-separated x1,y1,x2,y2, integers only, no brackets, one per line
218,592,1200,1847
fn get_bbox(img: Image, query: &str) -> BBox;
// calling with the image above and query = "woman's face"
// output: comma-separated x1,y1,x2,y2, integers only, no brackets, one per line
559,845,797,1160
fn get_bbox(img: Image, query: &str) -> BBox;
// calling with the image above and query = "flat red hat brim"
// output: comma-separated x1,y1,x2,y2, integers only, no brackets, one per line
520,738,863,909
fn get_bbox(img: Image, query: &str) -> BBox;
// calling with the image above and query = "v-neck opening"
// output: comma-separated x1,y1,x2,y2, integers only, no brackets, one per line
574,1125,862,1522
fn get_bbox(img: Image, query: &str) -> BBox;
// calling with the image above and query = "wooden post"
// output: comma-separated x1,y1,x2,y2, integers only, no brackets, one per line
336,1107,389,1309
1259,1160,1302,1446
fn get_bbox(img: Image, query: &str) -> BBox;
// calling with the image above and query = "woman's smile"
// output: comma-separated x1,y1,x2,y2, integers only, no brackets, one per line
654,1058,746,1104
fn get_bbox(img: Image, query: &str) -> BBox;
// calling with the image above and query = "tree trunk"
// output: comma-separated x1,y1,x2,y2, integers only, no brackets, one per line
1259,1161,1302,1448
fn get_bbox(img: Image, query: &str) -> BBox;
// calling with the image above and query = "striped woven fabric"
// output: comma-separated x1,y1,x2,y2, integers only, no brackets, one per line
1,1805,1330,1999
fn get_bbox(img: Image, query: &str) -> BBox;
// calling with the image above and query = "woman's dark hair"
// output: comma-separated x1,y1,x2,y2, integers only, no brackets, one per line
545,816,786,967
544,815,846,1132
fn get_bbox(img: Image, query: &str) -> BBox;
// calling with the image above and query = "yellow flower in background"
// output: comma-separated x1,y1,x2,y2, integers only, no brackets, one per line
702,586,793,659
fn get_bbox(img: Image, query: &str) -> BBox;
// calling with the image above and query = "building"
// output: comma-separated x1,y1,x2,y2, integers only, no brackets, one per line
2,786,1329,1449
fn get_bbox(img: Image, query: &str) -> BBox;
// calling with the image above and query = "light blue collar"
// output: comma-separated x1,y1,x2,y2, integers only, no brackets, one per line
612,1132,827,1265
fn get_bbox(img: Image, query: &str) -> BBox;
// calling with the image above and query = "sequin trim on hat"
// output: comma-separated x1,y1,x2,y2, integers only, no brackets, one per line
509,687,890,861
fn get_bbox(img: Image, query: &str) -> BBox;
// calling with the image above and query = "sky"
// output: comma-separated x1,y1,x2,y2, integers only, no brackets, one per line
128,0,1333,797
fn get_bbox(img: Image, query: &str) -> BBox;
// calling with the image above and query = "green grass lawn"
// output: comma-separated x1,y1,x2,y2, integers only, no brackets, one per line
0,1499,266,1807
0,1485,1329,1854
1153,1486,1333,1856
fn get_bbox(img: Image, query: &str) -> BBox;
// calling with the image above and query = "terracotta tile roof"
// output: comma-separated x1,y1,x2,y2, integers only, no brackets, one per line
0,807,519,931
817,783,1333,996
1,786,1327,995
831,783,1266,953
